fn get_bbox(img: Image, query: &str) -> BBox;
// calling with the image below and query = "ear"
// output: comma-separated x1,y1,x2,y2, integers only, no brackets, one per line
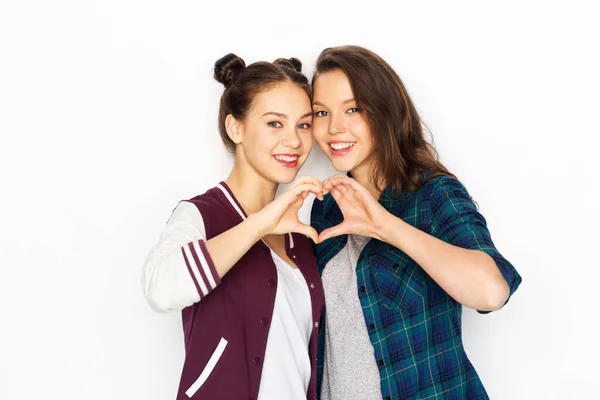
225,114,243,145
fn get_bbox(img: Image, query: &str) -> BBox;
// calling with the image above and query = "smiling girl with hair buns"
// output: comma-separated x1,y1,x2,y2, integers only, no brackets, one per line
142,53,325,400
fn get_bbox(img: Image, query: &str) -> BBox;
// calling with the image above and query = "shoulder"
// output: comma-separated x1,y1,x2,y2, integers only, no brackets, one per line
418,175,480,223
186,186,222,208
167,185,229,229
420,175,471,204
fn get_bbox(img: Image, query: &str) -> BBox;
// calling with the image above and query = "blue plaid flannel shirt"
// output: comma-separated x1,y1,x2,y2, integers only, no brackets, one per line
311,175,522,400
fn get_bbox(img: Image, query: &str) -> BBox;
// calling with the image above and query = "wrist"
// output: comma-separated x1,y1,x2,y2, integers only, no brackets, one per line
374,211,407,244
246,212,272,238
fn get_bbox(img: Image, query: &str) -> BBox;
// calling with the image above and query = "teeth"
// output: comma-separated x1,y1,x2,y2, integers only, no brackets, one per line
330,142,356,150
274,155,298,162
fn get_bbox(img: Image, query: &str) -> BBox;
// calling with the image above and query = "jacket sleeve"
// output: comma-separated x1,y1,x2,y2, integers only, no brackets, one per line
429,176,522,311
142,201,221,313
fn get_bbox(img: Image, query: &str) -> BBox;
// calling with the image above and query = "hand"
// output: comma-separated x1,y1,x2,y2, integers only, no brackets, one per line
319,175,389,242
256,176,324,243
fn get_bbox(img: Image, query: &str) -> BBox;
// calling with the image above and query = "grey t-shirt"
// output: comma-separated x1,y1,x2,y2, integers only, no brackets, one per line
321,235,382,400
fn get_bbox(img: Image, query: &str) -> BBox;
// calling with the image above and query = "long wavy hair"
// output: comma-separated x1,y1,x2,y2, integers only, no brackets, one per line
313,45,455,193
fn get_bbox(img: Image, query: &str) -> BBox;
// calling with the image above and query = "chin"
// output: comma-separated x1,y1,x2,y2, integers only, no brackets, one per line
330,159,354,173
269,170,298,185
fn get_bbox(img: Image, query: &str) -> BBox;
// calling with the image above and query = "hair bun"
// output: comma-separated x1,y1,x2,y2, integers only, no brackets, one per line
214,53,246,88
274,57,303,73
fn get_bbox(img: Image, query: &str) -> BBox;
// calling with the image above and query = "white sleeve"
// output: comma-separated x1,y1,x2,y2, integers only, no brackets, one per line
142,201,221,314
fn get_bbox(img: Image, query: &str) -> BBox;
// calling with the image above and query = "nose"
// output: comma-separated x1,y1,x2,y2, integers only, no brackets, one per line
328,113,344,135
281,127,301,149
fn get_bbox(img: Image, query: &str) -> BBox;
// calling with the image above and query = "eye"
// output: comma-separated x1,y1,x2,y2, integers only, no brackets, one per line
298,122,312,130
314,110,328,117
346,107,360,114
267,121,282,128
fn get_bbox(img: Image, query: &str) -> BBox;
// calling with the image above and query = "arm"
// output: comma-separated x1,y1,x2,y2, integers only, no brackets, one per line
320,175,520,312
141,201,224,314
142,178,323,313
377,211,509,311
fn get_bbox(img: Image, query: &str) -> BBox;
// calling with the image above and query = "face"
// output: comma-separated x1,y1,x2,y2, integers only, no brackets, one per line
312,69,375,177
235,81,313,184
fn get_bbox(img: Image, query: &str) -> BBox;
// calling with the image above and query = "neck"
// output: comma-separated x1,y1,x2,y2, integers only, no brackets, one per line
351,161,384,200
225,159,278,216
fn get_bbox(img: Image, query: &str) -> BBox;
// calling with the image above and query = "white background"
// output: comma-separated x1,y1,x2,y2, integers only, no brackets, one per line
1,1,599,399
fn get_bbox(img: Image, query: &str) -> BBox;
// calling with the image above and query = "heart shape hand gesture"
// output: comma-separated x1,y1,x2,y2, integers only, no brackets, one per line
317,175,388,243
257,175,389,244
257,176,324,243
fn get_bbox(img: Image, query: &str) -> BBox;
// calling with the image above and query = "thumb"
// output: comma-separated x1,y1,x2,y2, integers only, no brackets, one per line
293,223,319,244
318,223,350,242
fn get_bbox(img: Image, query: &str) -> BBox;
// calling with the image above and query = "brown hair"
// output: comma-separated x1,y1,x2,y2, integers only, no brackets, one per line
214,54,311,152
313,45,455,193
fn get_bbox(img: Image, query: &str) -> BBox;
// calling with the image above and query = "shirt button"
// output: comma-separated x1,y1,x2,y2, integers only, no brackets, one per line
314,321,319,328
260,318,269,327
360,286,366,292
385,397,391,400
253,357,262,366
267,279,275,288
310,283,315,289
291,254,297,260
378,359,384,367
369,324,375,330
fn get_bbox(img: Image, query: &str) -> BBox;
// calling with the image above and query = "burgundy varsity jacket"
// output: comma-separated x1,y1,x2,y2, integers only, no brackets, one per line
143,182,325,400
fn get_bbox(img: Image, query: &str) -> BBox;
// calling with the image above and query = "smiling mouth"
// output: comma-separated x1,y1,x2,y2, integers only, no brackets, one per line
329,142,356,150
328,141,356,156
273,154,299,168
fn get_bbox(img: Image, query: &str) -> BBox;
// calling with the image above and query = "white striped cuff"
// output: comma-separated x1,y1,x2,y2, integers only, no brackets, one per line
181,240,221,299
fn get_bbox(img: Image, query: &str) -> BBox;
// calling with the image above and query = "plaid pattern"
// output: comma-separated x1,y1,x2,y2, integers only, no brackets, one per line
311,175,522,400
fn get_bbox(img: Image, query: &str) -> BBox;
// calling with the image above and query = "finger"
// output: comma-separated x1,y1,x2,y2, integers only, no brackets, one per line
291,183,324,197
330,187,343,200
293,176,324,191
338,178,370,196
337,181,377,206
294,223,319,244
325,176,353,190
324,174,352,185
290,178,324,200
292,183,325,202
318,223,351,242
329,184,356,201
322,174,346,186
324,180,345,192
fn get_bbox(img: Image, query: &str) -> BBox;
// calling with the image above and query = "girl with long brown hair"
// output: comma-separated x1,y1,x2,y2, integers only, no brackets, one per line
310,45,522,399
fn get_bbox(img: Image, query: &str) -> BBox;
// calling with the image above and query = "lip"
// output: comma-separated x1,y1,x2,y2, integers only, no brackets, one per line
273,154,300,168
327,140,356,157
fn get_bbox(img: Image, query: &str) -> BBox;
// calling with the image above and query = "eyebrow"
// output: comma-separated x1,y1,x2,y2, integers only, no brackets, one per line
263,111,313,119
263,112,287,118
312,98,356,107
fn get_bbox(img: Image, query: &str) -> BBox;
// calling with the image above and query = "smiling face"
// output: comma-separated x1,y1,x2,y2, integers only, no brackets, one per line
312,69,375,179
233,80,313,184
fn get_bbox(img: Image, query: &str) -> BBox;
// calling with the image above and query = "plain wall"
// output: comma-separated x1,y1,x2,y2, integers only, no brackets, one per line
1,1,599,398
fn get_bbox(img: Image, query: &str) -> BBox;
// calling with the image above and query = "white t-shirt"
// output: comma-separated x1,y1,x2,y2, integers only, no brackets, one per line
258,250,313,400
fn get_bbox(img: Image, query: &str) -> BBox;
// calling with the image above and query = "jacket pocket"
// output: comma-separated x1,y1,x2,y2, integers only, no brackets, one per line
185,337,228,398
372,251,426,314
